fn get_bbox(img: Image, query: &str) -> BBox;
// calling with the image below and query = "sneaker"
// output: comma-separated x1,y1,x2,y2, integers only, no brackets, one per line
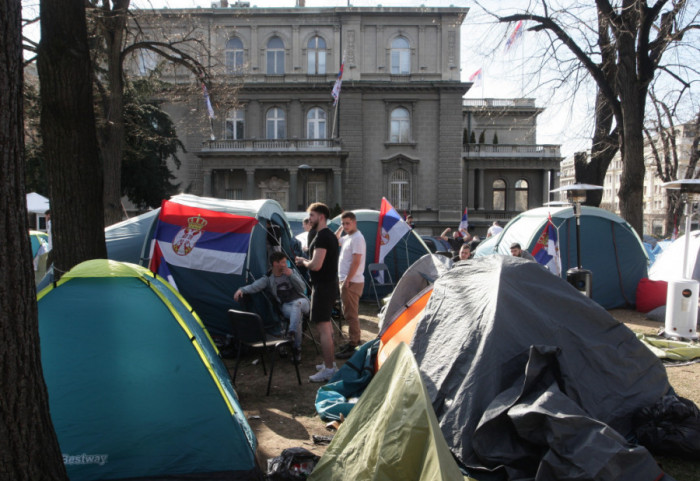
316,361,338,372
309,367,338,383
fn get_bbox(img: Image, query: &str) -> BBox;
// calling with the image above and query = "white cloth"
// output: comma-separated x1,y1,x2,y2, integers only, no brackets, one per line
487,225,503,237
338,231,366,283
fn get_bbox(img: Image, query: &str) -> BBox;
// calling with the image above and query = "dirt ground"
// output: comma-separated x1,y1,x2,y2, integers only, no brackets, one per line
225,302,700,473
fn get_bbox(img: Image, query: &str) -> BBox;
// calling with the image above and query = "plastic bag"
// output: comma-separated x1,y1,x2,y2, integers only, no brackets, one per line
266,447,320,480
634,394,700,459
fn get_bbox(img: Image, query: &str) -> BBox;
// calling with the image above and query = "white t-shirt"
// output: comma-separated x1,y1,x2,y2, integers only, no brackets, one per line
295,231,308,250
487,225,503,237
338,231,366,283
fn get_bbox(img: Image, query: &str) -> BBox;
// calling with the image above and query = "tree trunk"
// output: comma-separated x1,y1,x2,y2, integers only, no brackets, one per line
38,0,107,275
0,1,69,479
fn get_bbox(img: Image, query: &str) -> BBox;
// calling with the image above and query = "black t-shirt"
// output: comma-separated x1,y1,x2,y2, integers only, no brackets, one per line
308,227,338,285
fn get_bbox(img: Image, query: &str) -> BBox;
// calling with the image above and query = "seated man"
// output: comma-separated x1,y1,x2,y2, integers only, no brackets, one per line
452,243,472,262
233,251,309,360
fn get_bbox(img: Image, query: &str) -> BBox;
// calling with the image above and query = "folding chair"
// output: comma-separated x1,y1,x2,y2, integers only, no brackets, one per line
368,263,395,308
227,309,301,396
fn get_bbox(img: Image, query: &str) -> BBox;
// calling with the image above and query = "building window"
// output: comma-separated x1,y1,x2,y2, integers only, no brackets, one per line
225,188,243,200
307,181,326,204
136,49,158,76
225,37,244,74
493,179,506,211
266,36,285,74
224,109,245,140
515,179,529,211
307,36,326,74
390,107,410,143
266,107,286,139
390,36,410,75
307,107,327,139
389,168,410,211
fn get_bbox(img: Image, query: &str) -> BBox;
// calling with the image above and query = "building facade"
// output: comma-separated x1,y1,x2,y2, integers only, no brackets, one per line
132,4,561,235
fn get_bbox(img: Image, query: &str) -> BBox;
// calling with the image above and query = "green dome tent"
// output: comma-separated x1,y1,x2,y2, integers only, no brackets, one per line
474,205,648,309
38,260,261,481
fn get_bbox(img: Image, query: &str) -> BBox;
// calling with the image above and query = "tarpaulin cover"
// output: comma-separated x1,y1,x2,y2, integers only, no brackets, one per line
412,255,673,480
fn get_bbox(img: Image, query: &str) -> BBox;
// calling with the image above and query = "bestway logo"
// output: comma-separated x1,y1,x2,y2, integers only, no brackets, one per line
63,453,109,466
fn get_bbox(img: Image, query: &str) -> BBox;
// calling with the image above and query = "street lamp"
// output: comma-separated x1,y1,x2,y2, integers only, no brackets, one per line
298,164,311,210
660,179,700,340
551,183,603,297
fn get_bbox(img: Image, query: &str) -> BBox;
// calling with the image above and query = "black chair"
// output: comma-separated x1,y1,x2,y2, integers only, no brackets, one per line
227,309,301,396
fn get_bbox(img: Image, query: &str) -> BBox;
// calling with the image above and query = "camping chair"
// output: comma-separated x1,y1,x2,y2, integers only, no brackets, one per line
368,263,395,308
227,309,301,396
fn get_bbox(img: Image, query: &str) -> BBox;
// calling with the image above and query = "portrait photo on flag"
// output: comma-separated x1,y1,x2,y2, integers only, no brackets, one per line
531,214,561,276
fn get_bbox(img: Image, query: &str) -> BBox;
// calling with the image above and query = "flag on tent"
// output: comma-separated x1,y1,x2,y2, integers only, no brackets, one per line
331,61,344,106
458,207,469,235
532,214,561,276
374,198,411,281
149,200,258,283
149,241,178,288
468,68,483,88
202,83,215,119
504,20,523,52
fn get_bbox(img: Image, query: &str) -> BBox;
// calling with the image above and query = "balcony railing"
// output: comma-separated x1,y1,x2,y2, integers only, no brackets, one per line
201,138,342,152
463,143,561,158
462,98,537,108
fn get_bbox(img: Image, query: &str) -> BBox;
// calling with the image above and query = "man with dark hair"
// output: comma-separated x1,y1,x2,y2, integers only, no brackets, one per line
335,211,366,359
295,202,339,382
234,251,308,360
510,242,535,261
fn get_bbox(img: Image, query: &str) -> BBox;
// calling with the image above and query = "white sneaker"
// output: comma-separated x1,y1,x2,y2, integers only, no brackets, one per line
316,361,338,371
309,366,338,383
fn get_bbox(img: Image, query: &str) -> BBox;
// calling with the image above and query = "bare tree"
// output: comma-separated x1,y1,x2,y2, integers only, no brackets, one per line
481,0,698,234
0,0,69,478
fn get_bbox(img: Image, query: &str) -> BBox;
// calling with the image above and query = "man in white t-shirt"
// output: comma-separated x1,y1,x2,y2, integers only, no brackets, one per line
487,221,503,238
295,217,311,253
335,211,366,359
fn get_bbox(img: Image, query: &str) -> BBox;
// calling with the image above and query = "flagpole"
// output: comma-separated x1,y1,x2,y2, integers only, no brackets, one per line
331,97,340,139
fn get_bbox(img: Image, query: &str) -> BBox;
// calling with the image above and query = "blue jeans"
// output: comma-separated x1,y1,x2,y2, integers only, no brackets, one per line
281,297,310,350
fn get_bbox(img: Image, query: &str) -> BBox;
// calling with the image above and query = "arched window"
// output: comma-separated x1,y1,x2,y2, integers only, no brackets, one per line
390,107,411,143
515,179,529,211
390,36,410,75
493,179,506,211
389,168,410,211
225,37,244,74
307,107,326,139
266,107,286,139
266,36,285,74
225,109,245,140
307,36,326,74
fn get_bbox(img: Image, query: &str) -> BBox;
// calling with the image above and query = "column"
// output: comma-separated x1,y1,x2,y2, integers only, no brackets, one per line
467,166,475,208
333,168,342,208
246,168,256,199
477,169,485,210
250,26,258,71
202,168,213,197
542,170,550,205
288,168,298,210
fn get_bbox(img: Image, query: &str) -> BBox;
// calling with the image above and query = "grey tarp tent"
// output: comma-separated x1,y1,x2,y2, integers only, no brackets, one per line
411,256,672,480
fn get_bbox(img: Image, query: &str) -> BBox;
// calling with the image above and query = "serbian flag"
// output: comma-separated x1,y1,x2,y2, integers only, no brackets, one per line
375,198,411,271
458,207,469,234
468,68,483,88
504,20,523,52
532,215,561,276
331,61,344,106
148,200,257,286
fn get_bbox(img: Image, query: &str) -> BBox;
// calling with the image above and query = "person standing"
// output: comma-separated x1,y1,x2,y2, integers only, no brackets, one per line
295,202,339,382
335,211,366,359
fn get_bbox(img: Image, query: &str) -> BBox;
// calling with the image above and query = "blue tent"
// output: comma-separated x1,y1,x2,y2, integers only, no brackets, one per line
284,211,308,236
105,209,159,264
329,210,432,298
474,206,648,309
38,260,260,481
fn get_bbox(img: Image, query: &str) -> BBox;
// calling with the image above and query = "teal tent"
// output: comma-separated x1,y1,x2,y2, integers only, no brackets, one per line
284,211,308,235
105,209,160,264
329,210,431,298
38,260,261,481
474,206,648,308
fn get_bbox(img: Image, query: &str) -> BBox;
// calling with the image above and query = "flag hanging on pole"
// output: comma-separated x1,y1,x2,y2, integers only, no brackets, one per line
504,20,524,52
468,68,483,88
531,214,561,276
374,197,411,281
458,207,469,234
331,61,345,106
202,83,215,119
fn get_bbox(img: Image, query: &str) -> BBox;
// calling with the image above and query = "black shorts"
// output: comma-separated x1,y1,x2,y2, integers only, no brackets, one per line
310,281,337,324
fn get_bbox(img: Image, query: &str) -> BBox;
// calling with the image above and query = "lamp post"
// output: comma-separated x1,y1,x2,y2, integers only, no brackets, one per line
660,179,700,340
551,183,603,297
298,164,311,210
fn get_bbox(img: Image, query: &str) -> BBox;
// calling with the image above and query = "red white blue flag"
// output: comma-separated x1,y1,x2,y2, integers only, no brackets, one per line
532,214,561,276
149,200,257,286
504,20,524,52
468,68,483,87
459,207,469,234
331,61,344,106
202,83,215,119
374,197,411,264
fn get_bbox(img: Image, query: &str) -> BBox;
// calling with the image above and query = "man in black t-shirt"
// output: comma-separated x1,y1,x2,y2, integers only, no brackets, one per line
296,202,339,383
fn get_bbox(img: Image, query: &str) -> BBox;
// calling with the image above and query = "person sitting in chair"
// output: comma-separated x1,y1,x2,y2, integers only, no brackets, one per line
234,252,309,360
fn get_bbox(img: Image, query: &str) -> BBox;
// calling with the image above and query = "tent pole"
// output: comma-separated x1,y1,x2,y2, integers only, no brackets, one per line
574,202,583,269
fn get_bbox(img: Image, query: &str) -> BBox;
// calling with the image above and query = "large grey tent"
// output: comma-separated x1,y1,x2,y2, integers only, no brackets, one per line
412,256,672,480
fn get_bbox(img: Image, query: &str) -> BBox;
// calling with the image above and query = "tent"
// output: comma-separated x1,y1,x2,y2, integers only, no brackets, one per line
309,343,471,481
329,209,432,298
29,230,51,285
284,211,308,236
26,192,50,231
148,194,297,336
105,209,160,264
474,205,648,309
410,256,671,479
649,230,700,282
37,260,261,481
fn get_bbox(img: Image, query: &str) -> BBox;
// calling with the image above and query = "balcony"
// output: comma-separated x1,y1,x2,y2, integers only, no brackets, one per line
201,138,343,152
463,98,537,108
463,143,561,158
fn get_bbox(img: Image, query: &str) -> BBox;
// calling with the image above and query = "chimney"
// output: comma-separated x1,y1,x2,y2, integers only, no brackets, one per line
297,0,305,6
